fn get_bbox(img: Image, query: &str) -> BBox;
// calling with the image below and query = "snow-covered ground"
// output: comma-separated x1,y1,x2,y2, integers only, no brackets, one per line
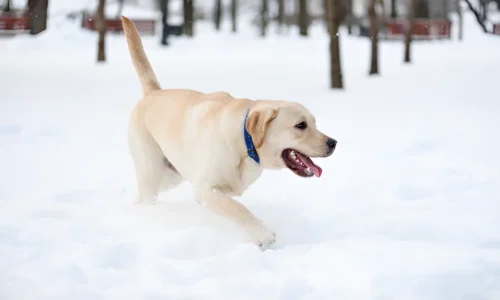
1,4,500,299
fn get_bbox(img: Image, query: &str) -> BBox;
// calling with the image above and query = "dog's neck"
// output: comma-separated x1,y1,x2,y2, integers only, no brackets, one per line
243,111,260,164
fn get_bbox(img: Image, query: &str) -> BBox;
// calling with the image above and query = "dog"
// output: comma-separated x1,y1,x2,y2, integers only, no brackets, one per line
121,16,337,250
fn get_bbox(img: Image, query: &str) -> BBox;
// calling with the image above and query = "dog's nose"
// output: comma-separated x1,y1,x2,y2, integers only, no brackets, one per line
326,138,337,152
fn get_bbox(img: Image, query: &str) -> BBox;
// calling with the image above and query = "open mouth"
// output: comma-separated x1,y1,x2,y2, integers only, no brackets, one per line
281,149,322,178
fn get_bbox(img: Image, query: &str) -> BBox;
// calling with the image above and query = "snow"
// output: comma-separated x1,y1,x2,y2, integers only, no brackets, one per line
1,3,500,299
99,3,161,20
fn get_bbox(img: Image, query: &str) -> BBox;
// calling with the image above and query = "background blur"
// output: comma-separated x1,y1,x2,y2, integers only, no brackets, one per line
1,1,500,300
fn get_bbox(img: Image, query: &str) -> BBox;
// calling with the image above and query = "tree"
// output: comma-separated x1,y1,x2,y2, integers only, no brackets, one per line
480,0,487,21
183,0,194,36
327,0,344,89
214,0,222,31
368,0,379,75
231,0,237,33
390,0,397,18
404,0,415,63
298,0,308,36
28,0,48,35
96,0,106,62
463,0,496,34
344,0,353,35
277,0,284,33
414,0,429,18
3,0,11,12
260,0,268,37
160,0,170,45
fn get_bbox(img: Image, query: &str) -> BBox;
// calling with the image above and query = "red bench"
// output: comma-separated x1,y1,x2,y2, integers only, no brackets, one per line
82,15,156,36
494,24,500,35
0,12,30,35
385,19,451,40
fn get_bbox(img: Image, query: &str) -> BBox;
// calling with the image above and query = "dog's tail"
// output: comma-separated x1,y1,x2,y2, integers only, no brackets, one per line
121,16,160,96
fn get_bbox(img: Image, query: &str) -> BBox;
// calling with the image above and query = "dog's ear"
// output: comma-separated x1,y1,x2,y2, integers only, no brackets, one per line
246,106,279,149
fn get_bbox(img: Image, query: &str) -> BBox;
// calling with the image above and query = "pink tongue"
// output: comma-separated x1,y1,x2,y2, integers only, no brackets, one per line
296,152,323,177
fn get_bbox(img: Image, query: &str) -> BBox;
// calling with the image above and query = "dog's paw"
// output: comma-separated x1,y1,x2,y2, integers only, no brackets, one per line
248,225,276,251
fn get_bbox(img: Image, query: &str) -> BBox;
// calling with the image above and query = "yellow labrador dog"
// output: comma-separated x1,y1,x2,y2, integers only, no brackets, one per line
122,17,337,250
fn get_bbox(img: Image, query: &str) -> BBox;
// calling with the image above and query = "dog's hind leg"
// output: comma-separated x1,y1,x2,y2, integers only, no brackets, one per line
128,122,183,204
129,138,163,204
133,157,184,204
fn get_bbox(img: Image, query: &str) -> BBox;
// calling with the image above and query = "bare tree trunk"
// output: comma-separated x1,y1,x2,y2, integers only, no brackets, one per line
327,0,343,89
369,0,379,75
479,0,485,21
390,0,397,18
184,0,194,36
260,0,268,37
277,0,284,33
28,0,48,34
4,0,11,12
345,0,353,34
231,0,237,33
404,0,415,63
214,0,222,31
480,0,488,21
414,0,429,18
463,0,492,33
456,0,463,40
160,0,170,45
96,0,106,62
298,0,308,36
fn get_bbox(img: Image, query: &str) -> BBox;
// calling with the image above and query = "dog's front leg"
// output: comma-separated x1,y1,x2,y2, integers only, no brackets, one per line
195,188,276,250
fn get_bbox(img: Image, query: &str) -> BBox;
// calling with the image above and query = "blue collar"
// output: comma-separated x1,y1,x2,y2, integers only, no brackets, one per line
243,111,260,164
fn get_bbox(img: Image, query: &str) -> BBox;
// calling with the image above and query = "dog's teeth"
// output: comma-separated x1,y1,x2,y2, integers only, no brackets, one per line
305,168,313,175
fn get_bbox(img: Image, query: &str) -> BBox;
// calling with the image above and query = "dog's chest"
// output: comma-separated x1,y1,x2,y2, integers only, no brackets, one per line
235,158,262,194
217,158,263,196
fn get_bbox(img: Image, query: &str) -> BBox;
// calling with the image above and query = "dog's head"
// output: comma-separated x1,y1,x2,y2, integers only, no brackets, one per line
246,101,336,177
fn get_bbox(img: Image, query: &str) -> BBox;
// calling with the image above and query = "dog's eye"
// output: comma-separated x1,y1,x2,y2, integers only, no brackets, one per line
295,122,307,130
